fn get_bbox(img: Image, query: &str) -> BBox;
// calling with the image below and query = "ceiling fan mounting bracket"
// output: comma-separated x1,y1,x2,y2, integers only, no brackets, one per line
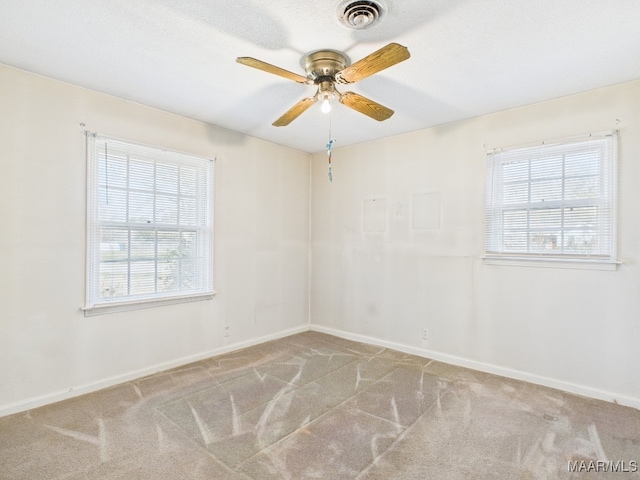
303,50,349,82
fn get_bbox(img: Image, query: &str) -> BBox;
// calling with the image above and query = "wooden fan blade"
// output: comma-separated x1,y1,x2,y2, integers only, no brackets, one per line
273,97,316,126
236,57,309,84
339,92,394,121
336,43,410,84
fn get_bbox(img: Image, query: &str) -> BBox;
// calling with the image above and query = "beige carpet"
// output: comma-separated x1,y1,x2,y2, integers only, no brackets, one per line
1,331,639,479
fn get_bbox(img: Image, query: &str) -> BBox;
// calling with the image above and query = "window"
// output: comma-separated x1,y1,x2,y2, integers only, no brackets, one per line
85,134,214,314
485,132,617,268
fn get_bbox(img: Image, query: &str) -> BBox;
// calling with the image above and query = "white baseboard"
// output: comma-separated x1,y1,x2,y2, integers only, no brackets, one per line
311,324,640,410
0,324,309,418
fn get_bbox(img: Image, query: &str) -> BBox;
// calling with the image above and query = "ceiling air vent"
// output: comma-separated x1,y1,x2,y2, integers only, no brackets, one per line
336,0,388,29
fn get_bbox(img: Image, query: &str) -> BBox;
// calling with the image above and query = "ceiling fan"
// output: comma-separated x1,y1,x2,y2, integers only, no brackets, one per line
236,43,410,126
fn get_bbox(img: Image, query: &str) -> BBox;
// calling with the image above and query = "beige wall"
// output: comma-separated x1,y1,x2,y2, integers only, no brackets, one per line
310,79,640,407
0,64,311,414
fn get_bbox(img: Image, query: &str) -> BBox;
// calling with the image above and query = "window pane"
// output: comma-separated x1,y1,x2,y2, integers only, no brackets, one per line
130,229,156,260
180,166,197,195
502,182,529,204
565,176,599,200
181,231,197,258
157,230,179,289
100,228,129,262
502,160,528,182
503,232,527,252
530,179,562,203
564,206,597,228
99,188,127,223
100,262,128,298
129,159,154,191
157,260,178,292
180,197,197,225
530,232,561,252
156,194,178,224
129,192,154,224
130,261,156,295
565,151,599,176
157,231,180,259
180,258,196,289
99,155,127,188
564,231,598,254
529,208,561,229
503,210,527,230
156,163,178,194
530,155,562,179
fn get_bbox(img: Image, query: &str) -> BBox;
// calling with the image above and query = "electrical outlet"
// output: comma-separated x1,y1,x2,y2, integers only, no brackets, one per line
422,327,429,340
224,325,230,338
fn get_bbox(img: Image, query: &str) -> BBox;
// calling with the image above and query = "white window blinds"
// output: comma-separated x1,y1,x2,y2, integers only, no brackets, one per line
485,132,617,265
86,135,214,312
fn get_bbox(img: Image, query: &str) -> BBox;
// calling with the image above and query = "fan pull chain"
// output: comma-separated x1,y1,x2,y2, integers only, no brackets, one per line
327,115,335,182
326,138,334,182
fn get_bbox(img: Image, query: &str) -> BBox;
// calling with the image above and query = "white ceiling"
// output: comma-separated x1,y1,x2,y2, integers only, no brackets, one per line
1,0,640,153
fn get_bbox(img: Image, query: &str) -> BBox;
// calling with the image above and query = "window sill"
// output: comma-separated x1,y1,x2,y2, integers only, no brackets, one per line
82,292,216,316
482,256,619,271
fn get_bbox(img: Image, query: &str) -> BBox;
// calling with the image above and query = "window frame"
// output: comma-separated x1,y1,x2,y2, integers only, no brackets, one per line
484,131,618,270
84,134,215,316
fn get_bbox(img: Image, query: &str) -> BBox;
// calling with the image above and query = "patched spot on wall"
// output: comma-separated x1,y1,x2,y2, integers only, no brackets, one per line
412,192,441,229
363,198,387,232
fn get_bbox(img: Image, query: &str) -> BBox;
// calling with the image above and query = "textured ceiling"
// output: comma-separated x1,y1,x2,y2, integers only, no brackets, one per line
1,0,640,153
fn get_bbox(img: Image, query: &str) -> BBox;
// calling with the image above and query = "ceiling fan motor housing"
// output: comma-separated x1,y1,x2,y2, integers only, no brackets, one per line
304,50,348,82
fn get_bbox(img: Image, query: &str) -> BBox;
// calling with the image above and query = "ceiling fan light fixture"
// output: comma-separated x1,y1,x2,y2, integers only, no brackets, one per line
317,81,337,114
321,98,332,114
336,0,387,30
